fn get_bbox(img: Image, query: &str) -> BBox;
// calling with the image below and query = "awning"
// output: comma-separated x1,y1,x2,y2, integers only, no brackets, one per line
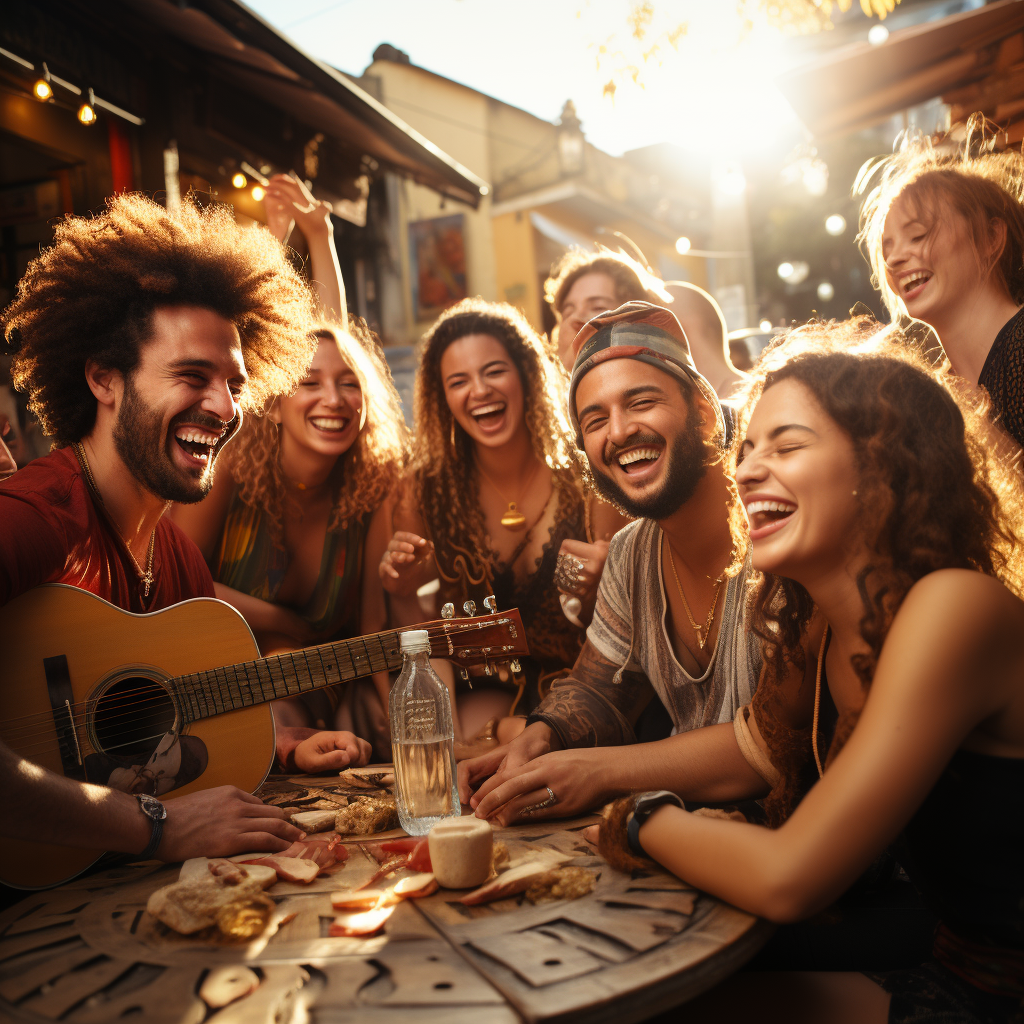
120,0,489,207
776,0,1024,140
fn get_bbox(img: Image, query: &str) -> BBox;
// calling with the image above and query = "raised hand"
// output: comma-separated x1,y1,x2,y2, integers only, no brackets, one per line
263,173,333,245
555,537,610,624
379,531,437,598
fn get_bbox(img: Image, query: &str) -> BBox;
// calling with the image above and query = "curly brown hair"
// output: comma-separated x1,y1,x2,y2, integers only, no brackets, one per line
2,192,318,446
222,319,408,540
544,247,667,313
736,320,1024,825
411,297,589,589
856,114,1024,322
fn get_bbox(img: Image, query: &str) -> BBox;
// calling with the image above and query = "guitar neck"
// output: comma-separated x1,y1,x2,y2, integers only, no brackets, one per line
170,630,404,722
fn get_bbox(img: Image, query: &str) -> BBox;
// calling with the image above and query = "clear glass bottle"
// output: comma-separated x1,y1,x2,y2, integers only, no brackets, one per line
389,629,459,835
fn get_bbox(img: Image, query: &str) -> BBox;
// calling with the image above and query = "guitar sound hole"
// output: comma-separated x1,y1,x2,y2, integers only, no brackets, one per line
93,677,176,761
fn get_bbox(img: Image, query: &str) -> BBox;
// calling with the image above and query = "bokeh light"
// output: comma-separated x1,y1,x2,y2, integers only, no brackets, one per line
675,236,691,255
33,79,53,101
817,281,835,302
232,172,247,188
825,214,847,236
868,24,889,46
251,185,266,201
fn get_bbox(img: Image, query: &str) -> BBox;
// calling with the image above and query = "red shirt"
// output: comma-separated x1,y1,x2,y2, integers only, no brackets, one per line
0,447,214,611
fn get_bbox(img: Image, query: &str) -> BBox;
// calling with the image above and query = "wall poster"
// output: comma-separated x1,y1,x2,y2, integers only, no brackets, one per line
409,213,467,320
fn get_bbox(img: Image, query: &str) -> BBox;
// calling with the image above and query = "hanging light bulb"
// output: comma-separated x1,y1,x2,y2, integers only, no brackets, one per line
759,319,773,332
251,185,266,202
77,89,97,125
231,172,247,189
33,63,53,102
675,236,691,255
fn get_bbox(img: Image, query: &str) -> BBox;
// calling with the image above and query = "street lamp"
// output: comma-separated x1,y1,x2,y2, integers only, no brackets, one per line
556,100,585,177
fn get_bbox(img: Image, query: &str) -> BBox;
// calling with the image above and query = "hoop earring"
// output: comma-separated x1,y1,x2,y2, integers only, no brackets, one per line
450,417,456,447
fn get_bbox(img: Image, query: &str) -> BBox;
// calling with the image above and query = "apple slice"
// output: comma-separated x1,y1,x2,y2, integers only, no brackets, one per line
329,905,395,937
392,872,438,898
459,854,571,906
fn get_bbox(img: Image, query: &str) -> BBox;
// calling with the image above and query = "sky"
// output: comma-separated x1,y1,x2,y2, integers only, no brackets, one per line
245,0,816,160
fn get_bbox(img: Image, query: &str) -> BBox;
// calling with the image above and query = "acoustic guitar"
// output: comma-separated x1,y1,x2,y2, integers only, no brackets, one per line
0,584,528,890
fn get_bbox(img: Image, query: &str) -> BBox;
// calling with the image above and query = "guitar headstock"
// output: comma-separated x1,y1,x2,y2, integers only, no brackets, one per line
415,598,529,675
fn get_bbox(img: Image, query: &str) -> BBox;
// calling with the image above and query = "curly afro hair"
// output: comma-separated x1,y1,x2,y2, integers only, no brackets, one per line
2,192,319,446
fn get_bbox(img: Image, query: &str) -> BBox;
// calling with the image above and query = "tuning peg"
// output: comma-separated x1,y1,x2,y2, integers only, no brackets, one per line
441,602,455,619
483,595,497,613
510,659,522,674
484,662,494,676
459,667,470,681
462,600,477,616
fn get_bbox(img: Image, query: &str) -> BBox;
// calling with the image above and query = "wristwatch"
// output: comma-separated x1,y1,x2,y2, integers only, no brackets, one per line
627,790,685,857
135,794,167,860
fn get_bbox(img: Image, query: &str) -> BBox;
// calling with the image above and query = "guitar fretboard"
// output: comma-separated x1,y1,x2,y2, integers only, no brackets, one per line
170,630,405,722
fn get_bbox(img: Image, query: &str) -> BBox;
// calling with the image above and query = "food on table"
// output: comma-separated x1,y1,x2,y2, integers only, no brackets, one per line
377,836,432,871
392,872,438,898
428,816,493,889
331,888,398,912
238,855,319,884
459,852,572,905
524,866,596,904
334,795,398,835
279,835,348,869
290,810,337,833
328,905,395,936
356,855,408,890
491,842,510,871
147,859,277,936
199,966,260,1008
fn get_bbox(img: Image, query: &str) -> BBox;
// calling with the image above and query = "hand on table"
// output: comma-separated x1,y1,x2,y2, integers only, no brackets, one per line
288,730,372,774
468,746,616,827
263,173,333,245
457,721,556,805
379,531,437,598
158,786,303,861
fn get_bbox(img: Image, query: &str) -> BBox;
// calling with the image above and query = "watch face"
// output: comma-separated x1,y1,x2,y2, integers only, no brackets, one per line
137,795,167,820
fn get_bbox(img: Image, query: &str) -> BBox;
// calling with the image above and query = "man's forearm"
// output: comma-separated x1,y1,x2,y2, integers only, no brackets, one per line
1,742,149,853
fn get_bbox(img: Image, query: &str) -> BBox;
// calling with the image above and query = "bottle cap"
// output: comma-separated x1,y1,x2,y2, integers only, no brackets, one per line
399,628,430,654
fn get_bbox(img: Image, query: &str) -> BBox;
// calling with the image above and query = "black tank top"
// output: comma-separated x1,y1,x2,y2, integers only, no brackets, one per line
978,305,1024,450
818,665,1024,951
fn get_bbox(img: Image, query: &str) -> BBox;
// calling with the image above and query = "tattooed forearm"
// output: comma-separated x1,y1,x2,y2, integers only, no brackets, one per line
527,642,652,748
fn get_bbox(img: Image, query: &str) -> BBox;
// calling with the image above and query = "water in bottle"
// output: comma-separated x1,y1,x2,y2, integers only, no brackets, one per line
390,628,459,835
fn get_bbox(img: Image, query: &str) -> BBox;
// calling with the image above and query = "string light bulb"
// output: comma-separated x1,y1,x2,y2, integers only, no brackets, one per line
759,319,772,332
675,236,691,255
251,185,266,202
231,172,247,189
33,78,53,102
77,89,97,125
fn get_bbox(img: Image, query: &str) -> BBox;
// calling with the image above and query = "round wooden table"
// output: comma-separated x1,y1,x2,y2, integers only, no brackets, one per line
0,771,771,1024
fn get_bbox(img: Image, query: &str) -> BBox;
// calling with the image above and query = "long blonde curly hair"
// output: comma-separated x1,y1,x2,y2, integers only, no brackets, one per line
856,113,1024,322
222,319,408,540
412,298,589,588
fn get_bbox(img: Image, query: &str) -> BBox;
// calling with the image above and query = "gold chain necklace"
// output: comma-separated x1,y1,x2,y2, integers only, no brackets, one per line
666,543,725,651
477,459,541,532
73,441,158,598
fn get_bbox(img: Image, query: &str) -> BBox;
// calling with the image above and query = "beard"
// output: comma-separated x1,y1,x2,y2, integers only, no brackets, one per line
113,375,230,504
590,402,707,520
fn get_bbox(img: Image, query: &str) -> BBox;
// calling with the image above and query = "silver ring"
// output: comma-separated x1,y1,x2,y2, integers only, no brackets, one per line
523,786,558,816
554,553,585,595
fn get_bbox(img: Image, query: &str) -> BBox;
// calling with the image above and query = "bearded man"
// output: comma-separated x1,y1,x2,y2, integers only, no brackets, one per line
0,194,369,873
461,302,803,825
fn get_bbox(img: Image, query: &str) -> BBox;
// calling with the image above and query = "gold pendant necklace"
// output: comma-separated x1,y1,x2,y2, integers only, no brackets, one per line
667,543,724,651
477,460,541,532
73,441,159,598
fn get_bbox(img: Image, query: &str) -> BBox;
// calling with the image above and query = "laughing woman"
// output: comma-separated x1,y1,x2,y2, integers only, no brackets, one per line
380,298,626,741
858,115,1024,450
598,327,1024,1024
173,320,408,769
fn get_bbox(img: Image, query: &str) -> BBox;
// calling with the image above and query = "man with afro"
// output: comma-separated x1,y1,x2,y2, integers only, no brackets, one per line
0,193,369,872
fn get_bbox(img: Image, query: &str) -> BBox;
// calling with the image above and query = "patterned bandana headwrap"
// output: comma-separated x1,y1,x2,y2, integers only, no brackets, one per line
568,300,725,443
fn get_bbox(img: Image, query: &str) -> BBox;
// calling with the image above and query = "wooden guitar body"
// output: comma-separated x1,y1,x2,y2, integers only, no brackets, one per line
0,585,275,889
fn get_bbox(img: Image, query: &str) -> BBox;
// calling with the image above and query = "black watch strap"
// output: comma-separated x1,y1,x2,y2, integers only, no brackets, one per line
626,790,685,857
136,795,165,860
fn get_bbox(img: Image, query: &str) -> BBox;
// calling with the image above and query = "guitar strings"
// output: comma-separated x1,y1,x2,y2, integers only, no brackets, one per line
0,636,517,750
0,621,500,728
